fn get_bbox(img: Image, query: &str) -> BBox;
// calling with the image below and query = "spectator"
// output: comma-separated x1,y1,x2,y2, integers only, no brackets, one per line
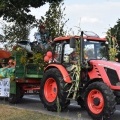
0,57,15,78
7,57,16,68
34,24,52,50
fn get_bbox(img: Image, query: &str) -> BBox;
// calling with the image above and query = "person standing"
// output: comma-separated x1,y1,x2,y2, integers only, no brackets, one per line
34,24,52,50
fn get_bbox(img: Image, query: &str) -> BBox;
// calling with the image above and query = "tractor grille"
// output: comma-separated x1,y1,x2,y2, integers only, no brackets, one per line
104,67,119,85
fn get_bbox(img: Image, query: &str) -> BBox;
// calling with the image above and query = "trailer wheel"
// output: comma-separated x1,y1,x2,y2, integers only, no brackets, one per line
9,84,22,104
85,82,116,120
40,68,70,111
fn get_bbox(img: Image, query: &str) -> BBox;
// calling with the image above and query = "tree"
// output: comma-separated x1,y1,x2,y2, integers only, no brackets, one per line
0,0,63,25
106,19,120,46
106,19,120,61
37,1,68,39
1,22,31,50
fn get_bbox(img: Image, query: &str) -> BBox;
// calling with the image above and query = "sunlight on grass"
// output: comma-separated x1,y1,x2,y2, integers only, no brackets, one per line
0,104,68,120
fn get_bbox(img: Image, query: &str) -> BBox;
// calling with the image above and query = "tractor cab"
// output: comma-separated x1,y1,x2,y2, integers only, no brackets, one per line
49,31,108,69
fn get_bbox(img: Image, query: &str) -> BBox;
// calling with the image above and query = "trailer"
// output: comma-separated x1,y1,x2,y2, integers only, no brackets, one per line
0,49,43,103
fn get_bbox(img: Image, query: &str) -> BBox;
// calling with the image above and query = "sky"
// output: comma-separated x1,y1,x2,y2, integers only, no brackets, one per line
29,0,120,41
0,0,120,43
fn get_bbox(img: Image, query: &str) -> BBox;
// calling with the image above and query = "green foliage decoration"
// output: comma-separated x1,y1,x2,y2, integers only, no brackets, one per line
66,38,81,99
12,46,45,69
106,19,120,61
106,30,119,61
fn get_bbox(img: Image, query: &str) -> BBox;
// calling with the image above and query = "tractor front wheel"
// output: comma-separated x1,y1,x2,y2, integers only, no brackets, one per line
85,82,116,120
40,68,70,111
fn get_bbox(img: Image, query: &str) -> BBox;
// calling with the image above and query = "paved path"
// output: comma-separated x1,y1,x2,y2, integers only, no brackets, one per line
0,95,120,120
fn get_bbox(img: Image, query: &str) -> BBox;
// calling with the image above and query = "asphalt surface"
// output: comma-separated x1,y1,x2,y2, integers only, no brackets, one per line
0,95,120,120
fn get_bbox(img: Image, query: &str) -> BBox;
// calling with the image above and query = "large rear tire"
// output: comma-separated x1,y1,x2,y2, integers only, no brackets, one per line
40,68,70,111
85,82,116,120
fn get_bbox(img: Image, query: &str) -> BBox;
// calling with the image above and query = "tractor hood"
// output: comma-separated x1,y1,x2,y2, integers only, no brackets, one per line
88,60,120,88
90,60,120,70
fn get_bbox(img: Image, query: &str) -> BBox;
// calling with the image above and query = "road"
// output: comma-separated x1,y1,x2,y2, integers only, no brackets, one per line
0,95,120,120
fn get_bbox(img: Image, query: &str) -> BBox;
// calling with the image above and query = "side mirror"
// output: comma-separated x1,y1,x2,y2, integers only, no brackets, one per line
70,37,76,48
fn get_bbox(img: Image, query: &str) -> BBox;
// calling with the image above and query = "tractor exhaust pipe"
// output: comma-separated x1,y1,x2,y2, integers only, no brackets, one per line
80,31,84,65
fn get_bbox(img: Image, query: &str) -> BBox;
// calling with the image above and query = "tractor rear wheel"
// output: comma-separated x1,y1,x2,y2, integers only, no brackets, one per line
40,68,70,111
85,82,116,120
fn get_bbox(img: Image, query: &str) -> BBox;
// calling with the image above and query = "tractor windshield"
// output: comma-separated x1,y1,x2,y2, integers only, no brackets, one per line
84,40,108,60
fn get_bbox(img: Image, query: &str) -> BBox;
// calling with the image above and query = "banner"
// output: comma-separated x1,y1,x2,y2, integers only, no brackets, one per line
0,78,10,97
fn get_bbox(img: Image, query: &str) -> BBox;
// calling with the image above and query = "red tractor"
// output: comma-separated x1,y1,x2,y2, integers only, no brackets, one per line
40,31,120,120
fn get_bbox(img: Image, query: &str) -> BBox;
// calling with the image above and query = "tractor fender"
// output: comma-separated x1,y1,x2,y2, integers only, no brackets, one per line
83,78,103,90
44,64,72,83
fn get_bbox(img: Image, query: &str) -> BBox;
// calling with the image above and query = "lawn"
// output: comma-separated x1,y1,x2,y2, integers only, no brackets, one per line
0,104,69,120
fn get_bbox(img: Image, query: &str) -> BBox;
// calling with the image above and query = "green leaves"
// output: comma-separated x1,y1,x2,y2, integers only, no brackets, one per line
0,0,62,25
38,1,68,39
106,19,120,61
1,22,31,50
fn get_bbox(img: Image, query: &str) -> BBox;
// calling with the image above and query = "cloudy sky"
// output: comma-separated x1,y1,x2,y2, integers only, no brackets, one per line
29,0,120,40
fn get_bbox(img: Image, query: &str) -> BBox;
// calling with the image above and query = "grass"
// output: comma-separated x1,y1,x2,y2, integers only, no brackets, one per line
0,104,69,120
